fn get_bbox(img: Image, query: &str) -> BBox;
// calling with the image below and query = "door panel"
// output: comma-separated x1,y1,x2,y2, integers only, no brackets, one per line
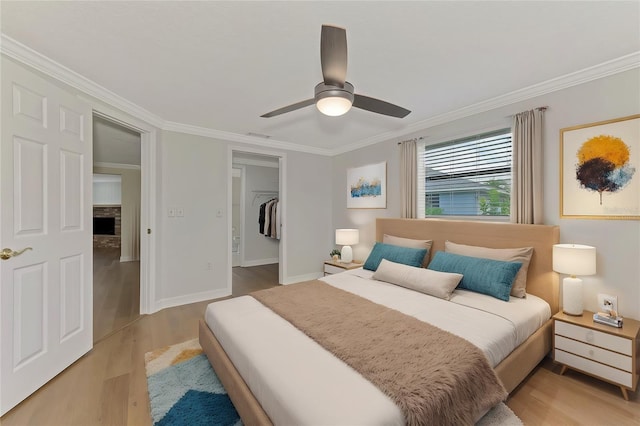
1,59,93,415
60,150,83,230
14,137,47,235
13,263,46,369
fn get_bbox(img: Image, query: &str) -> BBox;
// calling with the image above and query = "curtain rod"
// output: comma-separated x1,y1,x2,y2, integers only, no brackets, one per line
397,105,548,145
397,136,424,145
507,106,548,118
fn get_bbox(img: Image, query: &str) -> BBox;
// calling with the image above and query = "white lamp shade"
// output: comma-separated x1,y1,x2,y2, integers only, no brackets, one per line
335,229,359,246
552,244,596,276
316,97,352,116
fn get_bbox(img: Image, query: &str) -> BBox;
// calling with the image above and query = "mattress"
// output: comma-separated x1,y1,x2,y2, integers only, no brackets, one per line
204,269,551,425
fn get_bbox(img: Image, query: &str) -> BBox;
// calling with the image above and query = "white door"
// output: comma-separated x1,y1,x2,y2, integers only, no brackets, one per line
0,59,93,415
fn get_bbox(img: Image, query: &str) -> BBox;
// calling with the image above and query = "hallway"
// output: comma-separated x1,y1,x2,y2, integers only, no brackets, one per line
93,247,140,342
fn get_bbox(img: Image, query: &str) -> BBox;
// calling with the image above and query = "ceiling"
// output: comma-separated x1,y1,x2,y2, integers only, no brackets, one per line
2,1,639,154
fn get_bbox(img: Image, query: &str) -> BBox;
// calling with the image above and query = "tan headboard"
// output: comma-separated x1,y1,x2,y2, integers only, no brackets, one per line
376,218,560,314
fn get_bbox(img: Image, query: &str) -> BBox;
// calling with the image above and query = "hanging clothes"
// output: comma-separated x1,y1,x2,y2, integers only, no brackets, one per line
258,202,266,234
258,198,280,240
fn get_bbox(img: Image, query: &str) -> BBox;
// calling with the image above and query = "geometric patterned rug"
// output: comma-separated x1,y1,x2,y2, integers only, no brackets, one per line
144,339,241,426
145,339,521,426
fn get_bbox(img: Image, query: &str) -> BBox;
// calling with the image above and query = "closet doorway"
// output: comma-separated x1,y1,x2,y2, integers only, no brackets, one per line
229,149,286,295
92,115,141,342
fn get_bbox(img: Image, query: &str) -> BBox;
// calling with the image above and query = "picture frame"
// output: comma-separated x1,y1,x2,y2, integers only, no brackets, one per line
347,161,387,209
560,114,639,220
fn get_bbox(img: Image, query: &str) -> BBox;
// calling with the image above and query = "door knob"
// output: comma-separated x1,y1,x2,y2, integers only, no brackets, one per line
0,247,32,260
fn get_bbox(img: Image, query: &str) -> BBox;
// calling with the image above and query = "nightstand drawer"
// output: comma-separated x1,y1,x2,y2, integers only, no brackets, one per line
555,321,631,355
555,335,632,372
324,264,346,275
555,349,633,387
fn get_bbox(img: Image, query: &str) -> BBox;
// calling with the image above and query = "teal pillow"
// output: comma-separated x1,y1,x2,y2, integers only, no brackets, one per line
363,242,428,271
427,251,522,301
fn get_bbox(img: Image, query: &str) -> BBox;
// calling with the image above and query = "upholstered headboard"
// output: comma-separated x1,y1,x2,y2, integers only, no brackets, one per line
376,218,560,313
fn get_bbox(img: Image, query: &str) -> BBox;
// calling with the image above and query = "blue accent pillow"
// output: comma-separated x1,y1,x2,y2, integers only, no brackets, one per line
363,242,428,271
427,251,522,301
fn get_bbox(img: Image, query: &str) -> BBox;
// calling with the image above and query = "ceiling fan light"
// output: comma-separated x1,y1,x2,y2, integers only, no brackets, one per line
316,96,353,116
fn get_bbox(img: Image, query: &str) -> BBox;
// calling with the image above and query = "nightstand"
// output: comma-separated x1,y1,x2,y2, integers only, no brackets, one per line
323,260,363,276
553,310,640,400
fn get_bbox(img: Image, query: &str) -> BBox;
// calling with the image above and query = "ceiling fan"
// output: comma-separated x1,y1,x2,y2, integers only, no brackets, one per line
261,25,411,119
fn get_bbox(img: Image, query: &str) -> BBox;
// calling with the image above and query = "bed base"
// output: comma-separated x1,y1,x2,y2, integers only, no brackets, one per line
199,317,551,425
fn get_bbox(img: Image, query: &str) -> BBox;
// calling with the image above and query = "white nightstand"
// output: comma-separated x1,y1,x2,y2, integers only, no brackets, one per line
553,310,640,400
323,260,363,276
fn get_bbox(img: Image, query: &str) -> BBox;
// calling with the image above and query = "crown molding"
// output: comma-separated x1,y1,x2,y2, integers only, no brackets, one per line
1,34,165,128
330,51,640,155
3,32,636,157
163,121,333,156
93,162,141,171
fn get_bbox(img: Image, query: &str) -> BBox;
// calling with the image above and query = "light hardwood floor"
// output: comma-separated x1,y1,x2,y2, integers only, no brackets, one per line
2,263,638,425
93,247,140,342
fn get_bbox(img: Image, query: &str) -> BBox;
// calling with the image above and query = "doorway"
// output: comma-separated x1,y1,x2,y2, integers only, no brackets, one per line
92,116,142,342
229,149,286,295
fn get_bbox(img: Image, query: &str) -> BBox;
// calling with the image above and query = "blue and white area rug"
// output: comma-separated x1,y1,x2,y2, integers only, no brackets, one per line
145,339,522,426
144,339,241,426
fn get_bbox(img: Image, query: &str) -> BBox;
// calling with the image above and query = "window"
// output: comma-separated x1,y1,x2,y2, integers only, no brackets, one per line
417,130,512,218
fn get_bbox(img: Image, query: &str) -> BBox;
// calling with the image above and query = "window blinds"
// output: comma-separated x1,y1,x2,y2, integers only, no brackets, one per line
417,130,512,217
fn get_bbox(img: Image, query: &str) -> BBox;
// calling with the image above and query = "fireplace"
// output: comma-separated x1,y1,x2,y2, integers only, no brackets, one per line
93,205,121,248
93,217,116,235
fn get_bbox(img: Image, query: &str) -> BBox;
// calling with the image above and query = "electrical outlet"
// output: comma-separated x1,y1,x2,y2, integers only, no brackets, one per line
597,293,618,315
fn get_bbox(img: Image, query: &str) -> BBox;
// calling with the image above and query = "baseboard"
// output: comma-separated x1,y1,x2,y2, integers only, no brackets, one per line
120,256,139,262
281,272,323,285
153,288,230,313
241,258,278,267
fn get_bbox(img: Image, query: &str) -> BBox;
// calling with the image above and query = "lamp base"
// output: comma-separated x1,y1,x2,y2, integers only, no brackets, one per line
562,276,584,316
340,245,353,263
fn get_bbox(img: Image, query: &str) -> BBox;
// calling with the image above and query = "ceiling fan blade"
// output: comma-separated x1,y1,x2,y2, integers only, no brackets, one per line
353,94,411,118
260,98,315,118
320,25,347,87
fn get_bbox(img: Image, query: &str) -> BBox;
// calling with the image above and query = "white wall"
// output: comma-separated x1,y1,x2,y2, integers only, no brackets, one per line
242,165,279,265
156,131,333,308
93,177,122,205
332,69,640,319
156,131,229,306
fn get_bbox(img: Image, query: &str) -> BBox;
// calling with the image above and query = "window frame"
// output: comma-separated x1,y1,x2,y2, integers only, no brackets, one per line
417,128,513,221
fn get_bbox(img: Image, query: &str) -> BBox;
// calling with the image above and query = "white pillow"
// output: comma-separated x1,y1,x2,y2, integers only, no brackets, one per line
372,259,462,300
444,241,533,298
383,234,433,267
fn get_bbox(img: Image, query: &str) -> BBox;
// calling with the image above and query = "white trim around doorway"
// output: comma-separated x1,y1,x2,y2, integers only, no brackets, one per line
227,146,288,295
89,106,158,315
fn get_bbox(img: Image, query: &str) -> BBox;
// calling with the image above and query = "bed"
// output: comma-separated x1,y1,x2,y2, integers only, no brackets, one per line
199,218,560,425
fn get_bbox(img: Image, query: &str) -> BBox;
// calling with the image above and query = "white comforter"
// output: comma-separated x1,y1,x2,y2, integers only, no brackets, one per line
205,269,550,425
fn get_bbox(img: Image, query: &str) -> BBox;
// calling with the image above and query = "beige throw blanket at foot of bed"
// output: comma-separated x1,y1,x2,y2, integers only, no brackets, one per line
251,280,507,426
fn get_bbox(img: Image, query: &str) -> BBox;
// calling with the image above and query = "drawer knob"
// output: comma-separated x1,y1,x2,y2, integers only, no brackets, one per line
585,330,594,342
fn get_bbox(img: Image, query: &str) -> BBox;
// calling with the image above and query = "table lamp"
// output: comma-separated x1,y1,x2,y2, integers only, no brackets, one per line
553,244,596,316
335,229,359,263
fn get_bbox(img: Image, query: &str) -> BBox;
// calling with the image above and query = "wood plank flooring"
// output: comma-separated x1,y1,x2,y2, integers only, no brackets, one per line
2,263,638,425
93,248,140,342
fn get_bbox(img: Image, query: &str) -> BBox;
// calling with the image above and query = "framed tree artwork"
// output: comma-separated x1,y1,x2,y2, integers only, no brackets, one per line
560,114,639,220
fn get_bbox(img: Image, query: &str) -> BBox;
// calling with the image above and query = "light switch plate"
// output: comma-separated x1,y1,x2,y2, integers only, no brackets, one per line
168,208,175,217
176,208,184,217
597,293,618,315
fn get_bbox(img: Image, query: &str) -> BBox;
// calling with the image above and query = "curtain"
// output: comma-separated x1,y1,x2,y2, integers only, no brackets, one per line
511,109,544,224
400,139,417,218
